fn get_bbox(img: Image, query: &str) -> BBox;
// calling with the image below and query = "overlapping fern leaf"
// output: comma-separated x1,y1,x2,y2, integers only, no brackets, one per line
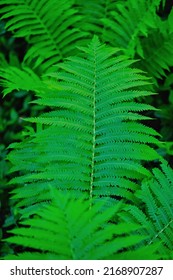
74,0,120,37
0,0,172,93
0,66,43,96
102,0,161,57
7,36,161,216
3,189,158,260
139,13,173,81
0,0,86,72
120,160,173,259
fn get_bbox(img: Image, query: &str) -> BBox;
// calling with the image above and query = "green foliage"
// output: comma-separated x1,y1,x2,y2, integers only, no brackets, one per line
120,160,173,258
0,0,86,72
0,66,43,96
99,0,173,85
139,14,173,81
3,189,152,260
75,0,120,36
6,37,161,217
0,0,173,260
102,0,161,57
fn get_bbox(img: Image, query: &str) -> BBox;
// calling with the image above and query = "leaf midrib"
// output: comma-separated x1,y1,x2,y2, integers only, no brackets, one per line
89,48,97,204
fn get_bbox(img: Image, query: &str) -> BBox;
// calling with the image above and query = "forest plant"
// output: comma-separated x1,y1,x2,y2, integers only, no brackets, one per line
120,160,173,259
0,0,87,73
2,37,168,260
0,0,172,91
3,189,158,260
6,37,161,217
0,0,173,260
102,0,161,57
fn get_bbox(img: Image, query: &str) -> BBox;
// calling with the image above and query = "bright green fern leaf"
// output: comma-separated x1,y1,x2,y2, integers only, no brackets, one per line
0,0,86,72
3,189,151,260
102,0,161,57
0,66,43,96
139,16,173,81
75,0,120,37
7,36,161,216
120,160,173,259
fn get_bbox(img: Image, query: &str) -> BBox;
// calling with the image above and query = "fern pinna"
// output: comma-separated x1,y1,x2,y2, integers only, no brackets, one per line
7,36,160,217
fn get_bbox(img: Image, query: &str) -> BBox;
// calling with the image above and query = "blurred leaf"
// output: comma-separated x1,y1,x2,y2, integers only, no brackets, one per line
169,90,173,104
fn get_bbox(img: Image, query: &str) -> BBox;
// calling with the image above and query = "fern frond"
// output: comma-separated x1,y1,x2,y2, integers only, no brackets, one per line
0,0,86,72
139,17,173,80
120,160,173,259
102,0,161,57
0,66,43,96
75,0,119,36
7,36,160,215
3,190,150,260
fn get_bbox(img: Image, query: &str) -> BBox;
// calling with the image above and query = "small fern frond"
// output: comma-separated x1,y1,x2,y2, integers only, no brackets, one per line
102,0,161,57
75,0,119,36
139,17,173,80
0,0,86,72
120,160,173,259
0,66,43,96
3,190,150,260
